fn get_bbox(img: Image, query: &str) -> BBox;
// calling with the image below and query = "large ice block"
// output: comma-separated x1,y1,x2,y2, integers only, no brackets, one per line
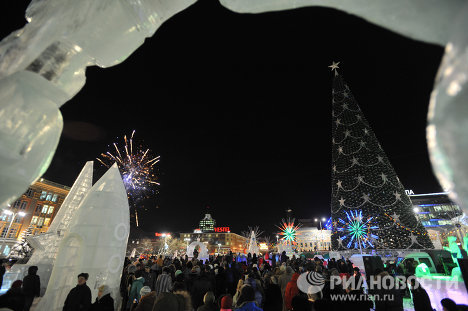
36,163,130,310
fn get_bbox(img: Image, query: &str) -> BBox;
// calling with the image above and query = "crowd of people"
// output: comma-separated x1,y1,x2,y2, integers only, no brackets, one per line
0,252,466,311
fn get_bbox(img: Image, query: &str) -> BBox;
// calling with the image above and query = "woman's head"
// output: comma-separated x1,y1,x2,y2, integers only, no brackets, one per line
98,285,111,298
239,284,255,302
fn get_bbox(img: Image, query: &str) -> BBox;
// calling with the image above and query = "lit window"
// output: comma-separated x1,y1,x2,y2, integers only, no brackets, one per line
37,218,44,227
52,194,58,202
44,218,50,226
42,205,49,214
1,228,8,238
8,229,17,238
48,206,54,214
46,193,52,201
2,245,10,256
31,216,38,224
40,191,47,200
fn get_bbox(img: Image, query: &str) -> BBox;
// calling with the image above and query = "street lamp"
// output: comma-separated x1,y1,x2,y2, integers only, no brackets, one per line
314,218,326,251
1,209,26,255
217,243,221,254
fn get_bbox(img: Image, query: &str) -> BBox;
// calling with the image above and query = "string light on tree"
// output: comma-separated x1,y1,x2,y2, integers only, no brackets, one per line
329,62,433,250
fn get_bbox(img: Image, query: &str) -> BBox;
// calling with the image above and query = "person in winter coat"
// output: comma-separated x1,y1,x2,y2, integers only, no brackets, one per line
154,267,173,298
142,266,155,290
278,266,294,311
0,280,25,311
245,276,263,307
22,265,40,311
127,270,145,310
133,290,155,311
197,291,217,311
284,273,300,311
234,285,262,311
263,276,282,311
63,273,92,311
91,285,114,311
190,271,215,310
409,279,433,311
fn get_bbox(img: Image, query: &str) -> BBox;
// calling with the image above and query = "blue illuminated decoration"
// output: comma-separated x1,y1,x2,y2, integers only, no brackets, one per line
335,210,379,249
324,217,332,230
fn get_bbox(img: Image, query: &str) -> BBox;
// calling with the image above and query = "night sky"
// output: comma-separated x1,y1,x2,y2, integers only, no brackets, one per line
1,0,444,236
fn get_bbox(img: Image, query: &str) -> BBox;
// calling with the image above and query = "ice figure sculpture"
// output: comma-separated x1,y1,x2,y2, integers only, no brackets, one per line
0,0,196,208
36,163,129,311
2,0,468,229
187,238,209,263
247,231,260,255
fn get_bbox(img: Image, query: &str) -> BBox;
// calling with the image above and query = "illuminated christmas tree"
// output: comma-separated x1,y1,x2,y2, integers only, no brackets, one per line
329,62,433,250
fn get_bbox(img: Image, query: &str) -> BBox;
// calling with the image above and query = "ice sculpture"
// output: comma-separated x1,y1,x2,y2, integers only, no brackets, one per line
2,0,468,227
36,163,129,311
247,231,260,255
0,161,94,295
0,0,196,208
187,239,209,262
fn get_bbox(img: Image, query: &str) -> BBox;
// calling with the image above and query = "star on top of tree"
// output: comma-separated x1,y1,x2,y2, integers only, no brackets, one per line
338,197,346,206
394,191,402,201
329,61,340,75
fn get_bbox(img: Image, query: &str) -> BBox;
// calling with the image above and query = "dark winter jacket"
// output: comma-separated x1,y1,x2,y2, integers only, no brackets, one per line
410,286,433,311
196,301,218,311
142,271,156,289
0,287,25,311
134,292,156,311
190,273,215,309
22,266,40,297
63,283,92,311
127,277,145,307
91,293,114,311
263,283,282,311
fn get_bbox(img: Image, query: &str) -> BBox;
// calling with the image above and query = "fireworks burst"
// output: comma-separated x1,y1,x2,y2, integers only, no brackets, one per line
277,218,302,245
97,130,160,199
335,210,379,249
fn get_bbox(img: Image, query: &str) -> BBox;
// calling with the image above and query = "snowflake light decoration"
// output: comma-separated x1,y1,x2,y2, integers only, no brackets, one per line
277,218,302,245
336,210,379,249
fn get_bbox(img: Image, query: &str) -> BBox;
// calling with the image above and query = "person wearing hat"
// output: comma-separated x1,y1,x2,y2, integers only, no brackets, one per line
90,285,114,311
220,295,233,311
63,273,92,311
133,286,156,311
0,280,25,311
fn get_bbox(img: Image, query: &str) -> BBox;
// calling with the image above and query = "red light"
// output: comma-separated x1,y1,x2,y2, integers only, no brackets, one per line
214,227,230,232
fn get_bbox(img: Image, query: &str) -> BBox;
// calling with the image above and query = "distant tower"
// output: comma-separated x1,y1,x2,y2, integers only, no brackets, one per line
199,214,216,233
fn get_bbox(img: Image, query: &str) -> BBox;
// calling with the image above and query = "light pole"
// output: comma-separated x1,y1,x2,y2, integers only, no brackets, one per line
217,243,221,254
1,209,26,255
314,218,326,250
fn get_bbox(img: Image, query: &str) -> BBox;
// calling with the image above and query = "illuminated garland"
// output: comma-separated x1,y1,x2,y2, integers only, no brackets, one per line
384,213,428,236
277,218,302,245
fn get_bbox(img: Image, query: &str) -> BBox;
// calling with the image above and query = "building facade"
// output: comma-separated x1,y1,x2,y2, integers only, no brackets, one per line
295,227,332,252
181,232,247,254
0,178,70,256
409,191,466,246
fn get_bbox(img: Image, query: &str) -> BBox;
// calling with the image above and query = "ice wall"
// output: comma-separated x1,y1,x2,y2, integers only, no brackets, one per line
36,164,129,310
